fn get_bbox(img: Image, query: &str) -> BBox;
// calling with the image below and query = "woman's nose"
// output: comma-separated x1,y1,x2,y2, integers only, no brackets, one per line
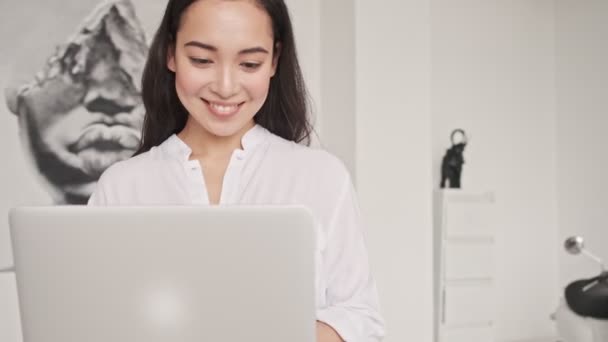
210,66,239,99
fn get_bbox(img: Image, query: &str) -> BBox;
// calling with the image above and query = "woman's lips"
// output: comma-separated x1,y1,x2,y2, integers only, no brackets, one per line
202,99,244,118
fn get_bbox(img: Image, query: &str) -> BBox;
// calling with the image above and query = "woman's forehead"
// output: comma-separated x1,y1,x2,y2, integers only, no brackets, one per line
178,0,274,46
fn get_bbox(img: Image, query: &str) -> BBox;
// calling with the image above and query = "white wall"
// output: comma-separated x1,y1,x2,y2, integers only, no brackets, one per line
555,0,608,286
0,274,20,342
319,0,356,180
356,1,434,342
431,1,559,341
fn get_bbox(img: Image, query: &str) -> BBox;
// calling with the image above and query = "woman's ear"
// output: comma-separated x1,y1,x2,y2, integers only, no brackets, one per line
167,44,176,72
271,42,281,77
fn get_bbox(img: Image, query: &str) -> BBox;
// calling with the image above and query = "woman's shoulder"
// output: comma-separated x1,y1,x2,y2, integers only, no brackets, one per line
96,147,162,185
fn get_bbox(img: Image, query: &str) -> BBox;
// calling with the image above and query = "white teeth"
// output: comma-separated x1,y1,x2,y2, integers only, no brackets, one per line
210,102,239,114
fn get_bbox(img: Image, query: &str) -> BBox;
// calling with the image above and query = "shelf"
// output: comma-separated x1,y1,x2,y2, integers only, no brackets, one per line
434,190,496,342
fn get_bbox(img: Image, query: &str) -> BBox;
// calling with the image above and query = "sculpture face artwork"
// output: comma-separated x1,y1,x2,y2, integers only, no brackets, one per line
440,129,468,189
5,0,147,204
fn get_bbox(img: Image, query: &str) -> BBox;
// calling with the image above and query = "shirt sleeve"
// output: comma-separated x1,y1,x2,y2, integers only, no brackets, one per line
316,176,386,341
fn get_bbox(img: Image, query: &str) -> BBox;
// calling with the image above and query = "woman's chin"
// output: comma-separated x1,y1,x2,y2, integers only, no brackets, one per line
203,117,255,138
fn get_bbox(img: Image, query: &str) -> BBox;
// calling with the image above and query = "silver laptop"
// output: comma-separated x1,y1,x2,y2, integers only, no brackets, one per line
8,206,315,342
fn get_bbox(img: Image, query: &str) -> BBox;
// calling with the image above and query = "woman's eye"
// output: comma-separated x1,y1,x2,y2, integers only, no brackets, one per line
241,62,261,70
189,58,212,65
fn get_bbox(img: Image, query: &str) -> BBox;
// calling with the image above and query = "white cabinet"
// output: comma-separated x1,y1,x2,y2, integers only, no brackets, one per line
434,190,496,342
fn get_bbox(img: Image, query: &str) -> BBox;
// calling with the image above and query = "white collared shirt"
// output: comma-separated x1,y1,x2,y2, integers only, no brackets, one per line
88,124,385,341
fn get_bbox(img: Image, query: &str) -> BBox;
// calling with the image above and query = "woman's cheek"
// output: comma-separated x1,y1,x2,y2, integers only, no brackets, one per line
245,74,272,100
178,68,210,95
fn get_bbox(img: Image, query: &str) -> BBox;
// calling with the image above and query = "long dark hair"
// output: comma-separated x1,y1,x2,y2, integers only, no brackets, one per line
135,0,312,155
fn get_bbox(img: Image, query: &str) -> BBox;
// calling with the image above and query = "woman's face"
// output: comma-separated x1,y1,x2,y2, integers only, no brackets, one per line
168,0,278,138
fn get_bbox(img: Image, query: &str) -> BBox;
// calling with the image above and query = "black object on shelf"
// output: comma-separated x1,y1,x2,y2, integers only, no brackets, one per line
440,129,468,189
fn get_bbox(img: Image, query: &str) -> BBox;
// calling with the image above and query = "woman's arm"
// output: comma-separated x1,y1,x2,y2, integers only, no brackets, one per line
317,321,344,342
315,175,386,341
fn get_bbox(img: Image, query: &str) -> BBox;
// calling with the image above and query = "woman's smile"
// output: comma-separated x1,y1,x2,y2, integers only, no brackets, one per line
201,98,245,118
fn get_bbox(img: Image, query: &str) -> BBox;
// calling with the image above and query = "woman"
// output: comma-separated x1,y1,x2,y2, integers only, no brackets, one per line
89,0,385,340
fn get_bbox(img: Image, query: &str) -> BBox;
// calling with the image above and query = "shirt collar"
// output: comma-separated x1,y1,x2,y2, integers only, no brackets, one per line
159,124,269,161
241,124,268,150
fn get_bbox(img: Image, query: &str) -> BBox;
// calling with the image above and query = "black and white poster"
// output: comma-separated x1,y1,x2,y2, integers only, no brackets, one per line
0,0,167,266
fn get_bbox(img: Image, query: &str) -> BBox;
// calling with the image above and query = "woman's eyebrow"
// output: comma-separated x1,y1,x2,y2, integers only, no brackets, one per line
239,46,269,55
184,41,269,55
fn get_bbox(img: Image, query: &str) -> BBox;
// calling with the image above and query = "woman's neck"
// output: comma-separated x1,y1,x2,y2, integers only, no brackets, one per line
177,118,255,160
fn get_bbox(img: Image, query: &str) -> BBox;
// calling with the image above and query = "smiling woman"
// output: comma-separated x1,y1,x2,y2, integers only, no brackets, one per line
87,0,385,341
134,0,311,156
167,0,278,140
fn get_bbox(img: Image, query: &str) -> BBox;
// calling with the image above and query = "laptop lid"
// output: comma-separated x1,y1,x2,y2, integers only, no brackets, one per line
9,206,315,342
